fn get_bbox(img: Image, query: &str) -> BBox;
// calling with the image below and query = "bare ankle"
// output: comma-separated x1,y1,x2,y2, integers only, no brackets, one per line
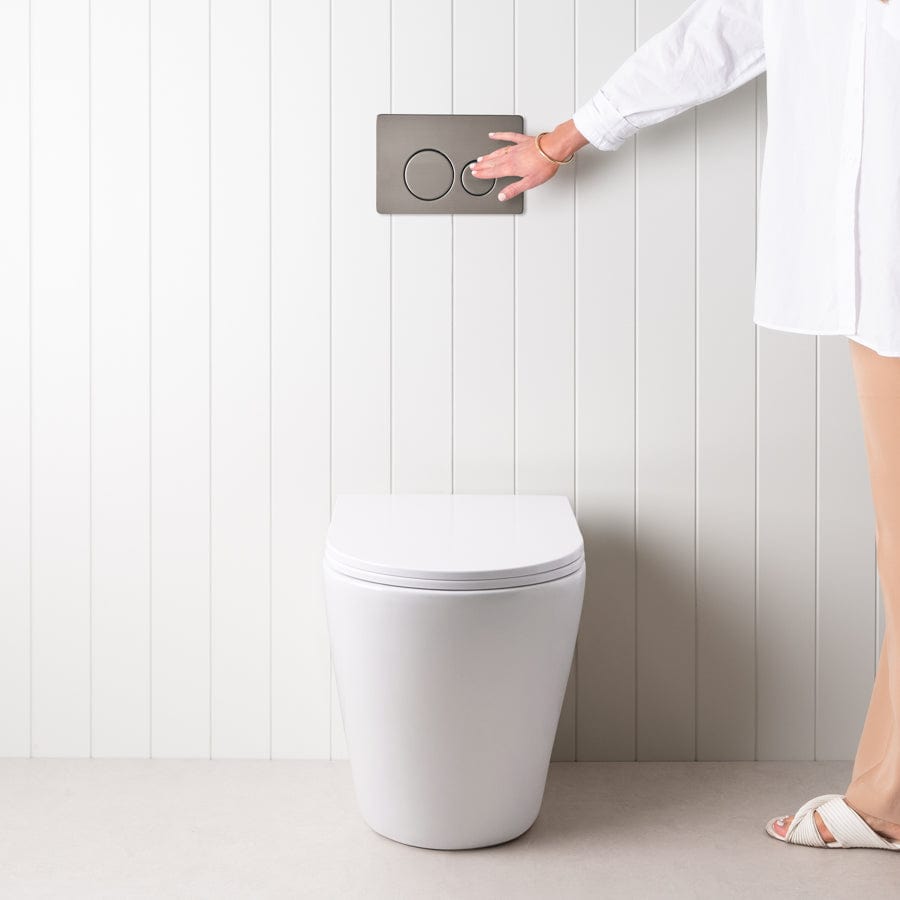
846,800,900,839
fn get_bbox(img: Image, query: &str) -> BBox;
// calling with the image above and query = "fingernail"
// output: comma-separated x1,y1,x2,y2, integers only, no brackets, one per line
476,156,483,162
470,162,477,169
498,193,506,201
488,132,495,136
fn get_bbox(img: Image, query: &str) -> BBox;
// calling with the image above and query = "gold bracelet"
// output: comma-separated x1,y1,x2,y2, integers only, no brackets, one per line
535,131,575,165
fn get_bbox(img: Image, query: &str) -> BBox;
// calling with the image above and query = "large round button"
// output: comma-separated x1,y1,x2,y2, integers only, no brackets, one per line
461,160,495,196
404,149,454,201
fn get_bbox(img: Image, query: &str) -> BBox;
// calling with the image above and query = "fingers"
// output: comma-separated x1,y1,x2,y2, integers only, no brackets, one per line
466,129,555,201
497,176,532,202
475,131,529,166
470,156,509,177
474,144,515,169
488,131,530,143
497,164,559,201
471,143,524,176
470,153,539,180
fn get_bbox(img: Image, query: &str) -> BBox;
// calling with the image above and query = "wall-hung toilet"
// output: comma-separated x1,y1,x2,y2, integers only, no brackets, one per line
322,493,586,850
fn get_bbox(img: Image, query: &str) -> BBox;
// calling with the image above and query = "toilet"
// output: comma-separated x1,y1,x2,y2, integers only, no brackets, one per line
322,493,586,850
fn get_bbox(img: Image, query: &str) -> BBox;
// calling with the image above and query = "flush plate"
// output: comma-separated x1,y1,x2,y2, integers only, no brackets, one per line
376,113,525,214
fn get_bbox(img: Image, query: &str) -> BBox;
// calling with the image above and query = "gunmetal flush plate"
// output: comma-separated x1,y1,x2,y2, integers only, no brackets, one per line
376,114,525,214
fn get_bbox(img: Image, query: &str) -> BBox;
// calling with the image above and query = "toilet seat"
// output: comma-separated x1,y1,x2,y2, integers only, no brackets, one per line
324,493,585,591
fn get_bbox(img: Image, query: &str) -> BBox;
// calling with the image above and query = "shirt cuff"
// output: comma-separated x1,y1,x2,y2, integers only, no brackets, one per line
572,88,639,152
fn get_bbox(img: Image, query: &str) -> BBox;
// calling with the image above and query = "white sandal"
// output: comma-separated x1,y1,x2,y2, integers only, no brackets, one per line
765,793,900,849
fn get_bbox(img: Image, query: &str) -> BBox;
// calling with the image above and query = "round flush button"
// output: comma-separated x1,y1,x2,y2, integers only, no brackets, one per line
404,149,454,201
461,160,495,197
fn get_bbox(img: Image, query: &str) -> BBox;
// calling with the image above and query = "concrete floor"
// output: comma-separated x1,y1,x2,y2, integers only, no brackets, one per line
0,760,897,899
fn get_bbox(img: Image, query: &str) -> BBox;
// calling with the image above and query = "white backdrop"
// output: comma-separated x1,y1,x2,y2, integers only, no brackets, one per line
0,0,884,761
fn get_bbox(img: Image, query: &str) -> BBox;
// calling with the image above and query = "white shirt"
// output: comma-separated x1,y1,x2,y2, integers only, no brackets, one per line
572,0,900,357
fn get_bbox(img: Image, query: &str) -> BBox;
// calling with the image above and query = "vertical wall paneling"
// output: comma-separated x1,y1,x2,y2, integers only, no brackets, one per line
391,0,453,494
451,0,515,495
0,0,30,757
90,0,151,758
30,0,92,757
270,0,332,758
817,338,877,758
330,0,392,758
150,0,211,757
695,81,757,761
209,0,271,758
574,0,637,761
4,0,888,763
516,0,577,760
634,0,697,760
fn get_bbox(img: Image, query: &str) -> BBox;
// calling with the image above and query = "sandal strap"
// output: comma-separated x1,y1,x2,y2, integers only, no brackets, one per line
817,797,900,849
784,794,840,846
784,793,900,849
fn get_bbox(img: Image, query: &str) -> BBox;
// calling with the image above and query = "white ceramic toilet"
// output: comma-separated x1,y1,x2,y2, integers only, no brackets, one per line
322,493,586,850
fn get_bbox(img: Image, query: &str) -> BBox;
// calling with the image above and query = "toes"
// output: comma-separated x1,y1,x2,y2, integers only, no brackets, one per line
772,810,837,843
773,815,791,837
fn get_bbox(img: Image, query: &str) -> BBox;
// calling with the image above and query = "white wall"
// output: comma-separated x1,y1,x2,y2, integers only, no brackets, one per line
0,0,884,761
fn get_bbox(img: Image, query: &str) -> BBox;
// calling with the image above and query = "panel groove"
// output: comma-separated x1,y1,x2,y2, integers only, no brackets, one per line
328,0,334,762
28,0,34,759
572,0,578,760
450,0,454,495
634,0,639,768
208,0,212,761
148,0,153,760
513,0,517,497
633,101,638,765
388,0,392,502
694,105,699,762
88,0,93,761
754,74,760,765
815,336,819,760
268,0,272,761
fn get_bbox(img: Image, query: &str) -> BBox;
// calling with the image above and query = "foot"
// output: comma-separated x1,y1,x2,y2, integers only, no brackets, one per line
771,797,900,843
771,809,836,843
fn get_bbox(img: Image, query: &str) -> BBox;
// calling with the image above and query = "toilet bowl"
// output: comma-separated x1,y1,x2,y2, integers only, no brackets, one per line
322,493,585,850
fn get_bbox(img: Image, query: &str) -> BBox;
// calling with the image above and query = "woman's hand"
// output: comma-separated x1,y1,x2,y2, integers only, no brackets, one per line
468,132,560,202
468,121,589,202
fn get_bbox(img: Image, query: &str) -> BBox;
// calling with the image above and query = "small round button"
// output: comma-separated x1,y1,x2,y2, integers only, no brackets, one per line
461,160,495,197
404,149,454,201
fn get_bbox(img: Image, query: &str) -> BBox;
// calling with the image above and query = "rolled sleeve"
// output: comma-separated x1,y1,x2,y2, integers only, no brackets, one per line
573,0,766,152
572,89,639,152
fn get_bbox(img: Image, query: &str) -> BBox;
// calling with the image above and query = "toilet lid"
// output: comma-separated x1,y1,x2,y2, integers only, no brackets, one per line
324,493,585,590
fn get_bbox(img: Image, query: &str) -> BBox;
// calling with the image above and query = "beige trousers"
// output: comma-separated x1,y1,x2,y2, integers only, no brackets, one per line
843,337,900,829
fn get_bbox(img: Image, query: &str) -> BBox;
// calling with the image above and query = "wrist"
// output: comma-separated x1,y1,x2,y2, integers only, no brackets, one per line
540,119,589,161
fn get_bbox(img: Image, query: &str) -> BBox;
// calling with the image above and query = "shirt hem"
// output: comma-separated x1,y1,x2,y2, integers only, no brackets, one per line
753,318,900,358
